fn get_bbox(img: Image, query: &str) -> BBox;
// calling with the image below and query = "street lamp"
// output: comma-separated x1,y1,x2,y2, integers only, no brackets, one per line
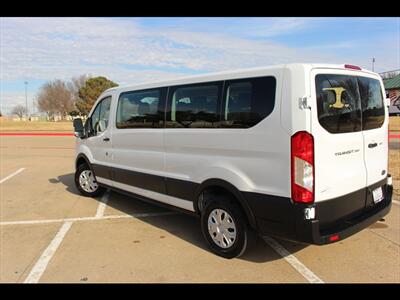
24,81,28,117
372,58,375,72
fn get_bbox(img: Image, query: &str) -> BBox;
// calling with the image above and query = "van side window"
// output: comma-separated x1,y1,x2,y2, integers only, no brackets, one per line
357,77,385,130
89,96,111,136
166,83,221,128
222,76,276,128
116,89,166,129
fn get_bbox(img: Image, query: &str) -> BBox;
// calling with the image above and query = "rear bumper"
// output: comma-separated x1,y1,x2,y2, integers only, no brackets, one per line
297,184,392,244
247,178,393,245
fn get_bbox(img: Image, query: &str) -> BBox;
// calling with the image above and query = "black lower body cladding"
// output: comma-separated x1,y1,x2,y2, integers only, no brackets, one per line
92,163,198,200
249,178,393,244
91,163,392,245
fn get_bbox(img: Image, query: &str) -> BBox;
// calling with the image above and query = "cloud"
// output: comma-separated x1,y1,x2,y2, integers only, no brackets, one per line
138,17,323,39
0,17,398,113
220,17,321,38
0,91,28,113
0,17,339,83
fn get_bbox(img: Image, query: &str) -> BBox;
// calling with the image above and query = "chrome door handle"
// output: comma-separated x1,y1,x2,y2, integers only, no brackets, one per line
368,142,377,148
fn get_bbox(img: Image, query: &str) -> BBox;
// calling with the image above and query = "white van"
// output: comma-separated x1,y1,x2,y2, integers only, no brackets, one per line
73,63,393,258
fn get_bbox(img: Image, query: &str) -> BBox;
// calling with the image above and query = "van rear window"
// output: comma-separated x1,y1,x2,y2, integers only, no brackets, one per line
357,77,385,130
315,74,384,133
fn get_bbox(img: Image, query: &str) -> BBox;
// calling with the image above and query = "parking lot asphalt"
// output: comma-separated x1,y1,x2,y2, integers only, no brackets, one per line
0,135,399,283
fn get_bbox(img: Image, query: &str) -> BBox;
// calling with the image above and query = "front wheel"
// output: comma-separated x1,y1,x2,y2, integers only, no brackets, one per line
201,198,249,259
74,163,106,197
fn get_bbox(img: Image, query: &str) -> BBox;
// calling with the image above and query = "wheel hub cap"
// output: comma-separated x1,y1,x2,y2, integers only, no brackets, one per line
79,170,98,193
208,208,237,249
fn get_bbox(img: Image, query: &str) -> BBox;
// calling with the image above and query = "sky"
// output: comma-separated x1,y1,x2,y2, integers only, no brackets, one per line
1,17,399,114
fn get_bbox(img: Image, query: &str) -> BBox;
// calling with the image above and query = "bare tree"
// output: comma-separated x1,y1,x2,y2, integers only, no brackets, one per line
12,104,27,119
68,75,89,101
37,84,56,119
37,80,75,120
380,71,399,80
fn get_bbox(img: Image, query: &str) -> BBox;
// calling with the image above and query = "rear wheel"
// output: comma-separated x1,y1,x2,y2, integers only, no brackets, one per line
201,198,249,259
75,163,106,197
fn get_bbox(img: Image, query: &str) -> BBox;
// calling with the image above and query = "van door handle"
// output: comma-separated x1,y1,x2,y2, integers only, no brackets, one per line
103,137,110,142
368,142,377,148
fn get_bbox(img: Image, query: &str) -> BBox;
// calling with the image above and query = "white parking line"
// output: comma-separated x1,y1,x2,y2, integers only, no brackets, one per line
263,236,324,283
24,221,73,283
0,168,25,184
95,191,109,218
19,210,177,283
0,212,178,226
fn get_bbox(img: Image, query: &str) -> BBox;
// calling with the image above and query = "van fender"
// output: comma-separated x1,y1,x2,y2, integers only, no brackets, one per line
75,144,94,170
194,166,255,192
193,167,257,229
75,153,89,168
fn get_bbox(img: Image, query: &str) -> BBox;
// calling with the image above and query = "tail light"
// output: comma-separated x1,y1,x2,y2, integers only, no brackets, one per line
291,131,314,203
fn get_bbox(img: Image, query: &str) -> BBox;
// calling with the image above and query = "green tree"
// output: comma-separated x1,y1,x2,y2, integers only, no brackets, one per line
76,76,118,115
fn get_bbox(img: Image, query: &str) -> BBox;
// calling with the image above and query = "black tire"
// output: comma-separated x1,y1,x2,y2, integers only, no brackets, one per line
74,163,106,197
201,197,249,259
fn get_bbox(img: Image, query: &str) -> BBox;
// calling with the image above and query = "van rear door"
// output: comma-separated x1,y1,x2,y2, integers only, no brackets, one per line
310,70,367,209
357,76,388,206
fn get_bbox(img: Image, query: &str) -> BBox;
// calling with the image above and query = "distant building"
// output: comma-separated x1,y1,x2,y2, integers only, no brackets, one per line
10,115,40,121
383,73,400,116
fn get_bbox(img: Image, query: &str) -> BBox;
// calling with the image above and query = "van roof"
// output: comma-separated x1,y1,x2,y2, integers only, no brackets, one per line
102,63,378,95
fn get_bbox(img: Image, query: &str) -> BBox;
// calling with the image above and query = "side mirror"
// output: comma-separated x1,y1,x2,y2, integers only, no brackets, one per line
84,117,92,137
73,118,85,138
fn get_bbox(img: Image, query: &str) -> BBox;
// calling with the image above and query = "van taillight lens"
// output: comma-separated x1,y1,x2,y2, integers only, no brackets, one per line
291,131,314,203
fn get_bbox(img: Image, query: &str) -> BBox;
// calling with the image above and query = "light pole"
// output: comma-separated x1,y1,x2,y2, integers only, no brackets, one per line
372,58,375,72
24,81,28,117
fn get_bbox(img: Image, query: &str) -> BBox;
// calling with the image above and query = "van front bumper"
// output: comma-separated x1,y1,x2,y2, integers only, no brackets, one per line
247,178,393,245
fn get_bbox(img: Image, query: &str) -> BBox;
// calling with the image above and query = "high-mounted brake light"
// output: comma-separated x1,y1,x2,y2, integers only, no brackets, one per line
344,64,362,70
291,131,314,203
